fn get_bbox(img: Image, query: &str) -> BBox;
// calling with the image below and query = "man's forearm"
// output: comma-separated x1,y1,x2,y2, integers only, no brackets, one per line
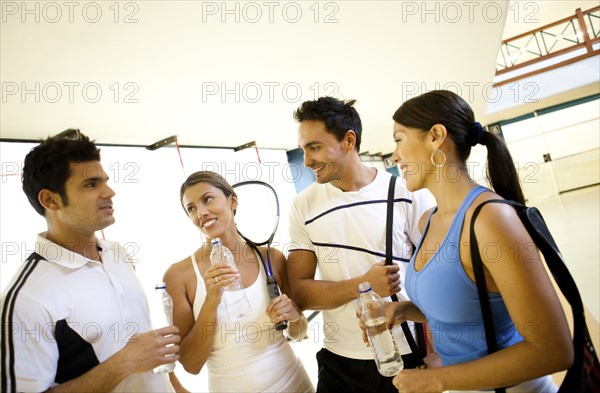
46,351,131,393
293,276,363,310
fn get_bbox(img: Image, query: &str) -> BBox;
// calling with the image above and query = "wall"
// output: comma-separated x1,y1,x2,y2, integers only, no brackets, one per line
0,143,300,294
469,96,600,199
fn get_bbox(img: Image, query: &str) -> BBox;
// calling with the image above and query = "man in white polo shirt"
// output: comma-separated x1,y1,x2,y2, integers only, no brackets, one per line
1,132,180,392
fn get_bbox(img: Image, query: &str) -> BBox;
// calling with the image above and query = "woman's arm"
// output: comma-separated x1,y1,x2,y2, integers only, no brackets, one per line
268,248,308,341
393,202,573,393
163,258,238,374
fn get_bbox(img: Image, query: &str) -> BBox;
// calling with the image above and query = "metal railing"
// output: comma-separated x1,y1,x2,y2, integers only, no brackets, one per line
495,6,600,86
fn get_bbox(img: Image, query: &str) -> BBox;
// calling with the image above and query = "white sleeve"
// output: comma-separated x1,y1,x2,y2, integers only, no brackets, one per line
5,292,58,393
287,196,315,253
407,188,436,245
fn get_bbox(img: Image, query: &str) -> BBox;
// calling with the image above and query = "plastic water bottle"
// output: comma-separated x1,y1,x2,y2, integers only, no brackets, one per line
210,238,252,321
151,282,176,374
358,281,404,376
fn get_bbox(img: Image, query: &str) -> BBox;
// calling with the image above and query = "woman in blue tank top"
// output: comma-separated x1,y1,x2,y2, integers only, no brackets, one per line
366,91,573,392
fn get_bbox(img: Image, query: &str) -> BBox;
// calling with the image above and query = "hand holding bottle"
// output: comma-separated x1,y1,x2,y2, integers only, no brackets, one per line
357,281,404,377
150,282,178,373
204,262,240,304
210,238,252,321
116,326,180,375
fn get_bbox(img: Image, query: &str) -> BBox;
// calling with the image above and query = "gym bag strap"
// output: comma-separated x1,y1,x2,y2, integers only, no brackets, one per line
469,199,600,393
386,175,426,368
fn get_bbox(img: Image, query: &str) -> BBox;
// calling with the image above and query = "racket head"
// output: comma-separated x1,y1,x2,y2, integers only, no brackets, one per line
232,180,280,247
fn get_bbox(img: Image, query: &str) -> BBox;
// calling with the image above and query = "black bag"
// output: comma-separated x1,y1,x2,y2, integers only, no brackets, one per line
385,175,427,368
470,199,600,393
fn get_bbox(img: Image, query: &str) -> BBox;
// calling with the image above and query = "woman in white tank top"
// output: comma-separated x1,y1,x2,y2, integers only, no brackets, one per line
163,171,314,393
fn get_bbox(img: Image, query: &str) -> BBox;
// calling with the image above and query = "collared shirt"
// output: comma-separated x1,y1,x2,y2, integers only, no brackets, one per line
1,233,173,393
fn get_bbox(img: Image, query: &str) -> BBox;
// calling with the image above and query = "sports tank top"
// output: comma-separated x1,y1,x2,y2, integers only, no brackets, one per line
190,250,313,392
405,186,523,366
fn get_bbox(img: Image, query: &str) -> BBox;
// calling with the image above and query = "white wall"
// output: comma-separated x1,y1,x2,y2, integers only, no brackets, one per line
0,141,306,391
501,98,600,199
0,143,299,293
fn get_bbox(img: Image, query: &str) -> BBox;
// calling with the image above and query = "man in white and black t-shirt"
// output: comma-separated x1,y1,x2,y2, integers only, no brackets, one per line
1,132,181,392
287,97,435,393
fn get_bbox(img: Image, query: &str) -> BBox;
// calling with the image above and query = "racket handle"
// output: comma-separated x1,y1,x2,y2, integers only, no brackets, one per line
275,320,288,331
266,276,288,331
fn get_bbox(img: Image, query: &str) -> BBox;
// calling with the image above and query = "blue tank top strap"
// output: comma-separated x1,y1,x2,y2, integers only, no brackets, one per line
413,207,437,256
447,186,489,238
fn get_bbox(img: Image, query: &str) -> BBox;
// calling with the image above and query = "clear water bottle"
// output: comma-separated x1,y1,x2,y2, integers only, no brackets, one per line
151,282,176,374
210,238,252,321
358,281,404,377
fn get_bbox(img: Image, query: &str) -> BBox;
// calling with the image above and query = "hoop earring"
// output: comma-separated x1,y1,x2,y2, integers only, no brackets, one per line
430,150,446,168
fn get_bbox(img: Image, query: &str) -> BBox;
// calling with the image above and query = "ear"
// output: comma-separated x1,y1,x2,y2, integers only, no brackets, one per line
343,130,357,151
230,194,238,212
38,189,62,212
429,124,448,150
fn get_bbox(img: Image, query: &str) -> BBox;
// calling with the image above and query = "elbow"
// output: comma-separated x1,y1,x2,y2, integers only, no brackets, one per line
294,297,308,311
287,283,307,311
182,363,202,375
560,343,575,371
545,337,574,374
293,292,311,311
180,357,203,375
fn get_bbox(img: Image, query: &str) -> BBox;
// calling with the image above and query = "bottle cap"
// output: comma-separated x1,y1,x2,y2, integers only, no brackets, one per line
211,238,222,246
358,281,372,293
154,282,167,290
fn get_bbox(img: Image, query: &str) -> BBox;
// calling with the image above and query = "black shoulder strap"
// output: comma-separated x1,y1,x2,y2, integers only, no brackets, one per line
469,200,510,393
470,199,592,393
386,175,397,269
385,175,424,363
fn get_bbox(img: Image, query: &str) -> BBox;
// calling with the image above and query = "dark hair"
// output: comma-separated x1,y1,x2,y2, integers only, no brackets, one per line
22,132,101,216
179,171,236,214
393,90,524,204
293,96,363,151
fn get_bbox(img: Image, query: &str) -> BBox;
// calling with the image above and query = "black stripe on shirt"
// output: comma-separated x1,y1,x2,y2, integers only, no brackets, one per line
1,252,44,393
312,241,410,263
305,198,412,225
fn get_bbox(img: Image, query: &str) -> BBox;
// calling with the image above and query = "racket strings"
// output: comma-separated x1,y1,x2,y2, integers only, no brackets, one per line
233,181,280,279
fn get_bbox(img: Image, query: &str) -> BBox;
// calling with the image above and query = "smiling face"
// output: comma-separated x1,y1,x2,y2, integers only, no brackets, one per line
182,182,237,239
391,122,432,192
51,161,116,236
298,120,350,184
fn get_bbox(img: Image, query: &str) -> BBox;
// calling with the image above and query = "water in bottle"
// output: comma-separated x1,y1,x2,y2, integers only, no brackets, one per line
151,282,176,374
358,281,404,377
210,238,252,321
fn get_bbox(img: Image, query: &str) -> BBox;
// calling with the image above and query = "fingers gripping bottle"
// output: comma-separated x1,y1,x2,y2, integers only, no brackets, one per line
151,282,176,374
210,238,252,321
358,281,404,376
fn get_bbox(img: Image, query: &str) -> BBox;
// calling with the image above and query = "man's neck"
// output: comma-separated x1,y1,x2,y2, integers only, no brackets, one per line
45,229,101,261
331,162,378,192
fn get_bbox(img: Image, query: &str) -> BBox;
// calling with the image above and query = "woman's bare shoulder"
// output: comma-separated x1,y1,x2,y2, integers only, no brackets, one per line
164,254,196,281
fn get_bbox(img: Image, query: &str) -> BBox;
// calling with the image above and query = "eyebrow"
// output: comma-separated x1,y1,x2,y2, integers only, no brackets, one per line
82,176,108,184
184,191,212,208
299,141,320,149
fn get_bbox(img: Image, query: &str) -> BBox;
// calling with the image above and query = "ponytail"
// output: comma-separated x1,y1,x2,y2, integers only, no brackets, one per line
480,131,525,204
393,90,525,204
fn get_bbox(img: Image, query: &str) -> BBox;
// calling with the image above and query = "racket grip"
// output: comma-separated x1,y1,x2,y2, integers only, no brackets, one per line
266,276,288,331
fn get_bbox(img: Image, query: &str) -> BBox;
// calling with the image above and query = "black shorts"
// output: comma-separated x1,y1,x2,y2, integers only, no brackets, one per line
315,348,422,393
